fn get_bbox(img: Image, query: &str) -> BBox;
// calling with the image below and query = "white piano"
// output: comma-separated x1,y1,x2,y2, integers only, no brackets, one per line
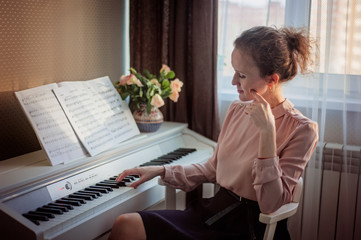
0,122,216,240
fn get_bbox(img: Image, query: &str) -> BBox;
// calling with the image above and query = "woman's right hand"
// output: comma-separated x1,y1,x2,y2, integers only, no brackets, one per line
116,166,165,189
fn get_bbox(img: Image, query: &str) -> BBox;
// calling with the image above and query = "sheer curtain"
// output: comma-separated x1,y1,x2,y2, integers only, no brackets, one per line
218,0,361,239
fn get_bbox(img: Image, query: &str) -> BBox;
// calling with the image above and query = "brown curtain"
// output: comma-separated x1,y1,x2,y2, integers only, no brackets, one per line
130,0,220,141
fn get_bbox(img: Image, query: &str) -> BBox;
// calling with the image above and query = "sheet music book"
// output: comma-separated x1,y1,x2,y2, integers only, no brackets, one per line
15,76,140,165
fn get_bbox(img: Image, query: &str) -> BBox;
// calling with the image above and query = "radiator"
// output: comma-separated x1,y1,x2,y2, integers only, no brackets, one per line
297,143,361,240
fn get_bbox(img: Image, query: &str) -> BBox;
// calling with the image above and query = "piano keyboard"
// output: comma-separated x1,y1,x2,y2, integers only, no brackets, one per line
22,148,197,227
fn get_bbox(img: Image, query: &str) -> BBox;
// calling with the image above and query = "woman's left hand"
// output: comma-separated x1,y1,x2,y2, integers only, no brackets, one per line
245,90,275,131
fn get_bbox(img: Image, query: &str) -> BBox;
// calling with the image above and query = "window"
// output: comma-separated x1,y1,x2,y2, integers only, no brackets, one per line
217,0,361,132
217,0,286,123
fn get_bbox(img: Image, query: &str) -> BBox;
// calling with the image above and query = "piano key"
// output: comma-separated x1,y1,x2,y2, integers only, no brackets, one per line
140,162,163,166
76,191,99,199
79,190,103,197
23,213,49,221
48,202,73,210
96,182,119,189
61,197,86,204
120,178,132,182
89,185,113,192
56,199,82,206
69,193,94,201
43,204,69,213
129,174,140,178
29,219,40,225
124,176,137,181
159,155,181,159
85,187,109,194
174,148,197,153
150,159,173,164
29,210,55,219
101,179,124,184
116,181,126,187
36,207,63,215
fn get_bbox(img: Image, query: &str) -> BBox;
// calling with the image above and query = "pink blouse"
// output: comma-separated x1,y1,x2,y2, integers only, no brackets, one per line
163,99,318,213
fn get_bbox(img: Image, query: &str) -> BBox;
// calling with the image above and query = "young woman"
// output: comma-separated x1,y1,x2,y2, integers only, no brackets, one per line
108,26,319,240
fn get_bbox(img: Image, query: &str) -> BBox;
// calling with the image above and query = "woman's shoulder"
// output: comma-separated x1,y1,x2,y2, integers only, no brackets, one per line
283,101,318,134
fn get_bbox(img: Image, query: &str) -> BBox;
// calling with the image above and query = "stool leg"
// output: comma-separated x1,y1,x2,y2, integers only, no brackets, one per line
165,186,176,210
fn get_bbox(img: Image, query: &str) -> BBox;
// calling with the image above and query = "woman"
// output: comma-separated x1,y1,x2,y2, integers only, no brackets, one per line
109,26,319,240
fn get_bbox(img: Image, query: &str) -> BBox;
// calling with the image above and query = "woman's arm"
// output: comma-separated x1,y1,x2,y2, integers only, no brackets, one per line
245,91,318,213
252,122,318,213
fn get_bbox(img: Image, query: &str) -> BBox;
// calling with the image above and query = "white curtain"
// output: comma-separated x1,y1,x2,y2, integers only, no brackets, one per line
217,0,361,239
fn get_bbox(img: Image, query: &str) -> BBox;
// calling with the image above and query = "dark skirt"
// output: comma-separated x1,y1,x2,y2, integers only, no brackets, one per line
138,187,290,240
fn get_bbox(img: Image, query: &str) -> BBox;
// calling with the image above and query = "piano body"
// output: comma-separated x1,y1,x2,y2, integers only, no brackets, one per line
0,122,216,240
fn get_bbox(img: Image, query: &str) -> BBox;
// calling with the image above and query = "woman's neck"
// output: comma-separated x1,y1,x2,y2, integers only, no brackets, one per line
264,86,285,108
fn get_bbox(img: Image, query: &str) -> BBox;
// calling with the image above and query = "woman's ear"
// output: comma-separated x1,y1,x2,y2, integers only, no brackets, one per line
266,73,280,87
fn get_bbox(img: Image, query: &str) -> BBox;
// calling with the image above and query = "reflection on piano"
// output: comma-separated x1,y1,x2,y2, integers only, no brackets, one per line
0,122,216,240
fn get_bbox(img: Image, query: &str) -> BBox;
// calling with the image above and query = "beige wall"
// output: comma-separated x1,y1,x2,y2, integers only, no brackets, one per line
0,0,127,160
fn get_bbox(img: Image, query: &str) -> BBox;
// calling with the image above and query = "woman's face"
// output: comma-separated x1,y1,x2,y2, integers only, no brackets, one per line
231,48,270,101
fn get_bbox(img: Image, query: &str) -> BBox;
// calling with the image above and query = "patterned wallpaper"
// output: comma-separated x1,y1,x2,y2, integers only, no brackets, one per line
0,0,127,160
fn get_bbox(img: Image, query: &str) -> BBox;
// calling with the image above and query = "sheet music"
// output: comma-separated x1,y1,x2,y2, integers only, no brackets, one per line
86,77,140,142
15,84,88,165
54,77,139,156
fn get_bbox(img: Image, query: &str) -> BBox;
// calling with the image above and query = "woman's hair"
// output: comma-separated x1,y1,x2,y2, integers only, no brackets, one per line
234,26,314,82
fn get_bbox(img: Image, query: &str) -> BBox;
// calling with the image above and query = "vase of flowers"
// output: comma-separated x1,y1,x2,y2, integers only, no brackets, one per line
115,64,183,132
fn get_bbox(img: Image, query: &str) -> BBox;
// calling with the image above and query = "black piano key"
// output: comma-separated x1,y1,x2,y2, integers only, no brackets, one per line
56,199,82,206
125,176,137,181
85,187,109,193
28,211,55,218
151,159,173,164
90,185,113,192
79,190,102,197
23,213,49,221
117,181,126,186
120,178,132,182
140,162,163,166
48,202,73,210
160,154,181,159
29,210,55,219
129,174,140,178
86,186,110,193
43,204,69,212
29,219,40,225
61,197,86,204
108,177,117,180
36,207,63,215
77,191,99,198
175,148,196,153
96,182,119,189
69,193,94,201
102,180,117,183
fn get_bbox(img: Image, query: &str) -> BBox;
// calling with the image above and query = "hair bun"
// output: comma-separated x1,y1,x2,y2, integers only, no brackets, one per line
283,28,302,52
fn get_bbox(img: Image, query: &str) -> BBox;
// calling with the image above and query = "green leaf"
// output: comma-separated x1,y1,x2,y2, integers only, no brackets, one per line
144,70,156,79
165,71,175,79
130,67,137,74
162,79,170,88
120,92,129,100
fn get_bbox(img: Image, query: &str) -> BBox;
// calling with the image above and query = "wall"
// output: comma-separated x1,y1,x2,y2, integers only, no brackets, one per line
0,0,128,160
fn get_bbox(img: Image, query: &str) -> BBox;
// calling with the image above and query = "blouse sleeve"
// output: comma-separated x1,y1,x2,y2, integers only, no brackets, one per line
252,121,318,213
161,101,239,192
